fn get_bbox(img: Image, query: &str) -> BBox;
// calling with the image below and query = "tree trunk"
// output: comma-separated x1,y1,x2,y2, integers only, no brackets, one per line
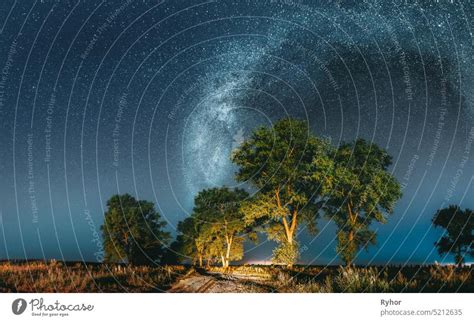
198,255,203,268
282,214,297,245
346,230,354,266
282,216,292,244
289,210,297,241
282,211,299,268
221,255,227,268
348,230,354,243
345,200,357,266
225,236,233,268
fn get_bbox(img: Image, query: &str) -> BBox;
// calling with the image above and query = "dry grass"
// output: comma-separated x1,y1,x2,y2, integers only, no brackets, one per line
0,261,471,292
202,264,473,292
217,264,473,293
0,260,188,292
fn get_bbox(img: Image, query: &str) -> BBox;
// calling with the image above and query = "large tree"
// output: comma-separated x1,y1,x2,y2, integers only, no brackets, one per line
316,139,402,265
101,194,170,265
432,205,473,267
232,118,332,266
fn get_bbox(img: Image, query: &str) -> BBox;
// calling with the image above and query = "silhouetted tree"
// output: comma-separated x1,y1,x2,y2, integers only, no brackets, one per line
315,139,402,265
161,240,182,265
101,194,170,265
433,205,473,267
175,216,207,267
232,118,332,266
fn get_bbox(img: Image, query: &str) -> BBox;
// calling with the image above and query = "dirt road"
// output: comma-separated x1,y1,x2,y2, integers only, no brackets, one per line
169,271,273,293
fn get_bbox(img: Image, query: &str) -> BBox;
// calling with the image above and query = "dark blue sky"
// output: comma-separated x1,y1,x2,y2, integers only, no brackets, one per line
0,0,472,265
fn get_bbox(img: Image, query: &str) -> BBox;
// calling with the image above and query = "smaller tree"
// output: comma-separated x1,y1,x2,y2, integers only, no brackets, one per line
161,239,184,265
193,187,250,268
174,187,253,268
316,139,402,265
432,205,473,267
101,194,170,265
174,216,207,267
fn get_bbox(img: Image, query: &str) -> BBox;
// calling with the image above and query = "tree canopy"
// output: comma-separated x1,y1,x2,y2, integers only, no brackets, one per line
232,118,332,266
433,205,473,267
175,187,252,267
101,194,170,265
173,216,206,266
315,139,402,265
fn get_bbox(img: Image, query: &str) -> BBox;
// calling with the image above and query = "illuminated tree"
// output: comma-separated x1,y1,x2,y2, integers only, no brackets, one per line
192,187,250,268
175,187,252,267
232,118,332,266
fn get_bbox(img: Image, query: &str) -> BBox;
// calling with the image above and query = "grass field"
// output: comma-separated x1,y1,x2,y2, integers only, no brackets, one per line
0,260,187,292
0,261,472,292
205,264,473,292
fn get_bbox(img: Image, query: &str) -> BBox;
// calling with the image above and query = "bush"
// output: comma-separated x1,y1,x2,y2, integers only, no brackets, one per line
333,266,390,292
272,242,299,266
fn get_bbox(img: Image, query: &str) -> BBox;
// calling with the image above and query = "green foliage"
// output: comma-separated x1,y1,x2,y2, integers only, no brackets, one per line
175,187,251,267
172,121,402,268
232,118,332,265
336,230,376,265
432,205,474,266
173,217,203,265
317,139,402,265
101,194,170,265
272,242,299,266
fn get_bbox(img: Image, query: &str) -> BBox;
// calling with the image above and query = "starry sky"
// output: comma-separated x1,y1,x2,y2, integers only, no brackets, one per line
0,0,473,265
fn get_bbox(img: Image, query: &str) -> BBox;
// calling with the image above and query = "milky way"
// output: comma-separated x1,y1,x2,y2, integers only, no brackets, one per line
178,1,473,194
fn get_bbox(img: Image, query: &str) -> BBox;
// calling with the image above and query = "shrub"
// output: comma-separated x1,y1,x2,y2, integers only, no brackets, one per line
333,266,390,292
272,242,299,266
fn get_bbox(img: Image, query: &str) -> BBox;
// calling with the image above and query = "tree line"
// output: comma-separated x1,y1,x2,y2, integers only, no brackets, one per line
100,118,473,267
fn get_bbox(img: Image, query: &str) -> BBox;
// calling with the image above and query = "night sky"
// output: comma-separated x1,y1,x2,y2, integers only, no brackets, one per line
0,0,473,265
